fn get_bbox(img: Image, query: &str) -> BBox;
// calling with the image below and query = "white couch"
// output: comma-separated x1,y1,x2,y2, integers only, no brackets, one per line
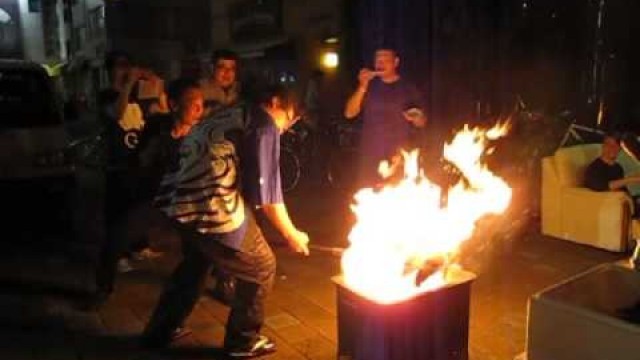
541,144,640,252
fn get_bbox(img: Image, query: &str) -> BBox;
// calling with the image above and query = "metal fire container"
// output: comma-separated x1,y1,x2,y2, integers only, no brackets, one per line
334,268,476,360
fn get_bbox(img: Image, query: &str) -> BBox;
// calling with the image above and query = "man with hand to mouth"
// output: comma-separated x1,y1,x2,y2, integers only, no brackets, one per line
344,45,427,187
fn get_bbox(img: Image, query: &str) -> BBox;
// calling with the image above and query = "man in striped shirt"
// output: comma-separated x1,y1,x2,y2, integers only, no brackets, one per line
142,103,278,358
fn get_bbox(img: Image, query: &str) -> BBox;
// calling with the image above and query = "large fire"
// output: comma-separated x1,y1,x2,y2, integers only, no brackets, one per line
341,123,512,304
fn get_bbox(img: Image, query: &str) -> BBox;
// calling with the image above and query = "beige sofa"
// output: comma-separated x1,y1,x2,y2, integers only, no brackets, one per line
541,144,640,252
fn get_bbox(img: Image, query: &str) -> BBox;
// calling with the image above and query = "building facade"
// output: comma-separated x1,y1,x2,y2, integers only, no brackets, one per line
0,0,106,110
104,0,348,120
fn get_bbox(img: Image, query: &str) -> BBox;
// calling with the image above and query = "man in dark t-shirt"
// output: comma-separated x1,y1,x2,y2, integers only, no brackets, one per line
96,79,204,300
584,135,640,192
99,51,168,166
584,156,625,191
344,47,427,186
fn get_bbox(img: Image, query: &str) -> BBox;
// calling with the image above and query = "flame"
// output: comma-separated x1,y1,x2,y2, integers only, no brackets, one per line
341,123,512,304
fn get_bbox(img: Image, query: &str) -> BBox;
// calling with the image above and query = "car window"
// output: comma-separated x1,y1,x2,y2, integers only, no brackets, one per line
0,68,61,129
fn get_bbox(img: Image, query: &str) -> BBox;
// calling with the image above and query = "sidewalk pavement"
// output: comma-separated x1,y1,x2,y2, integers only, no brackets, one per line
0,180,626,359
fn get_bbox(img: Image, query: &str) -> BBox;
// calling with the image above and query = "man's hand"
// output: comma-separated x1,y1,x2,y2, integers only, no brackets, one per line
357,68,377,90
403,108,426,128
345,69,376,119
285,229,310,256
610,175,640,190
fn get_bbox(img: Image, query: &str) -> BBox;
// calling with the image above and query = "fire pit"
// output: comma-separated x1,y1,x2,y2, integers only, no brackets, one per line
334,267,475,360
332,124,512,359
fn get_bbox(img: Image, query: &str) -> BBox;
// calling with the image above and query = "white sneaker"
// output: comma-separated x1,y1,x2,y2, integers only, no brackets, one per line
226,335,276,358
117,258,134,273
132,247,163,262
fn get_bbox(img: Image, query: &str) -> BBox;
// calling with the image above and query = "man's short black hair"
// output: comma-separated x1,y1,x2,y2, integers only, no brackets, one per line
105,50,131,73
251,83,288,107
212,49,239,65
167,78,200,103
604,132,623,144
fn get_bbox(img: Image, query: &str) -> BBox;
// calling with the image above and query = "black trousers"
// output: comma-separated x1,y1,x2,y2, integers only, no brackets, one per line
96,168,138,293
96,201,180,293
143,215,276,348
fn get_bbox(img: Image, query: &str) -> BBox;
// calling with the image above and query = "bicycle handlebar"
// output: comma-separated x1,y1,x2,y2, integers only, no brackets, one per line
568,123,604,135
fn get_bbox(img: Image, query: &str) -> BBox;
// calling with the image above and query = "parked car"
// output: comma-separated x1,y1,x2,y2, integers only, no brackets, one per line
0,59,99,295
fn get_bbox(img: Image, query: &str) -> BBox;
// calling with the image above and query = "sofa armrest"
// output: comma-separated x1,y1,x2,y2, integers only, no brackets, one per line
561,187,632,252
564,187,632,208
541,157,562,236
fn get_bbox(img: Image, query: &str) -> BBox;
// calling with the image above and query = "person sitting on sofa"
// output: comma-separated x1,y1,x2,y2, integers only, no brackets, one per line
584,134,640,198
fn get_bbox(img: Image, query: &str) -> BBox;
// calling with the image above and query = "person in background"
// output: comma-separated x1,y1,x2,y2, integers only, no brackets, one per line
301,69,325,176
344,46,427,187
200,49,241,116
243,84,310,256
99,51,168,165
584,133,640,259
198,49,248,300
303,69,324,132
97,51,168,282
94,78,204,305
584,134,640,194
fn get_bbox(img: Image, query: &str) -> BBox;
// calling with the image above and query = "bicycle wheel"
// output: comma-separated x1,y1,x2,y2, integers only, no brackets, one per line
280,146,301,193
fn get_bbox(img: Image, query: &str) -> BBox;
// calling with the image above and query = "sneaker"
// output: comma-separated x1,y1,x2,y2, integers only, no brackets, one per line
117,258,135,273
226,335,276,358
172,327,192,341
132,247,163,261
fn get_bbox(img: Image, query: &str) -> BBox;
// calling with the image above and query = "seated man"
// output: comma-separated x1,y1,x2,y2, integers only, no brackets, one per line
584,134,640,193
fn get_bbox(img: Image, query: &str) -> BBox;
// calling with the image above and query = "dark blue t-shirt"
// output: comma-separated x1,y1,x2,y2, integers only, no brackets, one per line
360,78,424,162
243,107,284,207
584,157,624,192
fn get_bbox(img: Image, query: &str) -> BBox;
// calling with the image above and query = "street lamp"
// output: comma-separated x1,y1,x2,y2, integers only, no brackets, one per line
321,51,339,69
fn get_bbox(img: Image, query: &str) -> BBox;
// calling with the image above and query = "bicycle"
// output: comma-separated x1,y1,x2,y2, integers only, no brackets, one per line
557,121,604,149
280,121,313,193
474,97,577,239
278,118,361,193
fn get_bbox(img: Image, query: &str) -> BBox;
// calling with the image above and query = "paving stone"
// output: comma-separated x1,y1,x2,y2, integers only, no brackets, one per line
0,180,628,360
265,312,302,329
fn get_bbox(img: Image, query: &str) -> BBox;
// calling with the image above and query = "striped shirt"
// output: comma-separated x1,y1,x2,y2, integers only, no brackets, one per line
154,106,249,250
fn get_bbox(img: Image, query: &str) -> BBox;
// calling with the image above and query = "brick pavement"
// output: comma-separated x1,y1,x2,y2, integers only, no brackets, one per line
0,181,627,360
